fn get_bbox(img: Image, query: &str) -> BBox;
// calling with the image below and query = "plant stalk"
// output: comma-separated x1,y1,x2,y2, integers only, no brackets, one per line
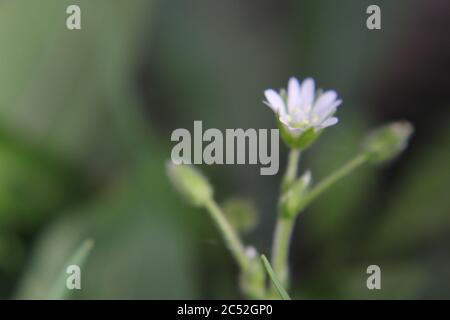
270,151,368,297
296,153,368,213
205,198,249,271
271,149,301,291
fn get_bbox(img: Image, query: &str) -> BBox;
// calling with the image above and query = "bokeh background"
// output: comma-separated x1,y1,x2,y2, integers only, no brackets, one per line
0,0,449,299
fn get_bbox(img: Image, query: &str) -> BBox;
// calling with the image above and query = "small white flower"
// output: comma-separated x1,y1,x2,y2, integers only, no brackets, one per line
264,77,342,133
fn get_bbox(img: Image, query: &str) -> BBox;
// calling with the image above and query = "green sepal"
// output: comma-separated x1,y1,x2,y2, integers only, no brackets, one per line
277,120,322,150
363,121,414,164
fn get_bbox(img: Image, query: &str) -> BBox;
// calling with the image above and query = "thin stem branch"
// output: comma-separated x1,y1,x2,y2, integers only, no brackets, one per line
205,198,249,271
282,149,301,188
296,153,369,213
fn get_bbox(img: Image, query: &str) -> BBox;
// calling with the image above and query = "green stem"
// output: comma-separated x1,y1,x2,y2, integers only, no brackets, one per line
282,149,301,189
205,198,249,271
297,153,368,213
271,217,295,287
269,151,368,297
271,149,301,291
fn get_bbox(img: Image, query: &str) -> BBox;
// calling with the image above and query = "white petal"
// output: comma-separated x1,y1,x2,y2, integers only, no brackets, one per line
285,125,303,134
287,77,301,113
313,90,337,114
317,99,342,121
279,114,291,126
264,89,286,116
299,78,315,110
281,121,302,134
320,117,339,128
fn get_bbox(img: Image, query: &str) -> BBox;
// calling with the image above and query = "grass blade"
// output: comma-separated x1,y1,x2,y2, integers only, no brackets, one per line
261,254,291,300
47,239,94,300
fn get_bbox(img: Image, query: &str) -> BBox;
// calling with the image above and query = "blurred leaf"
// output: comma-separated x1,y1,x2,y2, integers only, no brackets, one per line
340,263,427,299
222,197,258,234
0,0,153,169
14,214,87,299
47,239,94,300
0,233,25,275
15,156,202,299
0,129,84,230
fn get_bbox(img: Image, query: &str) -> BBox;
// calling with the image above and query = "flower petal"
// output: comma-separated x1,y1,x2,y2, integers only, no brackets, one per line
279,114,291,126
320,117,339,128
299,78,315,111
286,127,302,134
313,90,337,114
287,77,301,113
316,99,342,121
281,121,303,134
264,89,286,116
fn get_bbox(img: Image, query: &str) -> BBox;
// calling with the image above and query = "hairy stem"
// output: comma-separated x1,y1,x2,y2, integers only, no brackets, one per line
271,217,295,287
205,198,249,271
282,149,301,189
271,149,301,291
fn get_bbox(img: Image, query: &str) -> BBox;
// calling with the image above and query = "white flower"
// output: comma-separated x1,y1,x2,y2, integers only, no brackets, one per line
264,77,342,133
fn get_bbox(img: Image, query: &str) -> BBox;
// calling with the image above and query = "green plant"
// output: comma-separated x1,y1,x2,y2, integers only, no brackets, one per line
167,77,413,299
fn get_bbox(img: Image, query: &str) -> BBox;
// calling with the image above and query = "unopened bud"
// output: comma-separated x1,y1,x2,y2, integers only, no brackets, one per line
363,121,413,164
166,161,213,207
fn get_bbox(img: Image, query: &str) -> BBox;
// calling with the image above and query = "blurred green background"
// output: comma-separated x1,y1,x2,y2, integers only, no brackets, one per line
0,0,449,299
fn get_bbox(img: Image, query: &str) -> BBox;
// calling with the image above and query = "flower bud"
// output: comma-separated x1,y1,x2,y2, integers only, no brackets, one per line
363,121,414,164
166,161,213,207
